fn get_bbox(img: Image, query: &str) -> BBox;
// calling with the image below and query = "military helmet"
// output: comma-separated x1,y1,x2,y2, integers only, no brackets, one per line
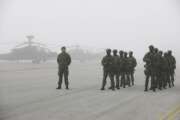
159,50,163,54
61,46,66,50
149,45,154,49
164,52,168,56
168,50,172,54
159,51,163,55
119,50,123,53
106,48,111,53
154,48,158,53
129,51,133,54
113,49,117,53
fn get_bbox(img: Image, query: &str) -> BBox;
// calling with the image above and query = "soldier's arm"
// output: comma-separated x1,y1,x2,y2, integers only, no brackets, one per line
173,56,176,69
67,54,71,65
57,55,59,64
143,53,148,62
134,58,137,67
173,56,176,65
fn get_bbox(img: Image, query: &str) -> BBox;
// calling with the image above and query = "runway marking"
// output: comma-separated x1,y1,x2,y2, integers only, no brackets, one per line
160,105,180,120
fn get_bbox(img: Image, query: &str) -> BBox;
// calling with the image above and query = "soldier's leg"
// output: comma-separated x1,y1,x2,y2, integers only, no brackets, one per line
162,73,165,89
64,69,69,89
131,72,135,86
127,72,131,87
121,72,126,88
108,71,114,89
163,72,168,89
172,75,175,87
57,70,63,89
171,72,175,87
144,75,150,91
109,72,115,91
152,69,157,92
101,71,108,90
156,72,160,90
150,78,153,90
149,71,153,90
167,73,171,88
151,71,156,92
116,74,120,89
161,72,165,89
157,72,161,89
115,72,120,89
119,72,123,87
151,76,156,92
148,70,153,90
158,73,163,90
154,74,158,89
164,72,169,89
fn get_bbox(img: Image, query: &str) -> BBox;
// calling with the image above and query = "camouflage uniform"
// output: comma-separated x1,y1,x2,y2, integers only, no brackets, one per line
101,49,115,91
167,51,176,87
124,52,131,87
143,45,156,92
57,49,71,89
153,49,161,89
161,53,170,89
119,51,126,88
127,52,137,86
112,50,120,89
155,51,163,90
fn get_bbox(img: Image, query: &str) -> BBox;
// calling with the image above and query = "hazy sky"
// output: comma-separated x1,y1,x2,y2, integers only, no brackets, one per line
0,0,180,58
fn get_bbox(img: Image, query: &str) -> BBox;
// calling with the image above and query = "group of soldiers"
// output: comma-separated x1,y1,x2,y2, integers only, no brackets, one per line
143,45,176,92
56,46,176,92
101,49,137,91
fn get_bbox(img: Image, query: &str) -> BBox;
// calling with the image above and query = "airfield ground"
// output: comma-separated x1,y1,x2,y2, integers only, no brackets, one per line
0,61,180,120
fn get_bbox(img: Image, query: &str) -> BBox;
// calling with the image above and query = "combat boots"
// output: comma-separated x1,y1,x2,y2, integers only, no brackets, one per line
56,86,61,89
66,86,69,90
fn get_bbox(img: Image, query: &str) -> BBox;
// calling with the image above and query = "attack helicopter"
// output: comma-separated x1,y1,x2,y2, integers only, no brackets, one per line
0,35,57,63
57,45,101,62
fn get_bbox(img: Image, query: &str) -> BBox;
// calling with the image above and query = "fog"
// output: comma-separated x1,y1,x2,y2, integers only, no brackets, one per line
0,0,180,59
1,1,180,119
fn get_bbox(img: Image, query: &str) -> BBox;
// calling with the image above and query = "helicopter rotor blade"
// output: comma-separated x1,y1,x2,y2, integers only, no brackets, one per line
15,42,28,48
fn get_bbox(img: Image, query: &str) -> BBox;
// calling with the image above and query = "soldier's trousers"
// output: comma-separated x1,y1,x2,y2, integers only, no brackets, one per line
144,69,156,91
167,73,172,88
161,72,168,88
169,72,175,86
113,71,120,88
58,68,69,88
129,71,135,86
101,70,115,89
156,72,161,89
120,72,125,88
151,75,156,91
145,75,156,91
126,73,131,87
145,75,150,91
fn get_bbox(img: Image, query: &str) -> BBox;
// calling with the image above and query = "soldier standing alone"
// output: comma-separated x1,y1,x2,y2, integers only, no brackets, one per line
57,46,71,90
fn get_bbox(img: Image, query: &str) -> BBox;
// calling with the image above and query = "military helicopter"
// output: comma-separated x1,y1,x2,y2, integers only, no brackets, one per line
56,44,101,62
0,35,57,63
